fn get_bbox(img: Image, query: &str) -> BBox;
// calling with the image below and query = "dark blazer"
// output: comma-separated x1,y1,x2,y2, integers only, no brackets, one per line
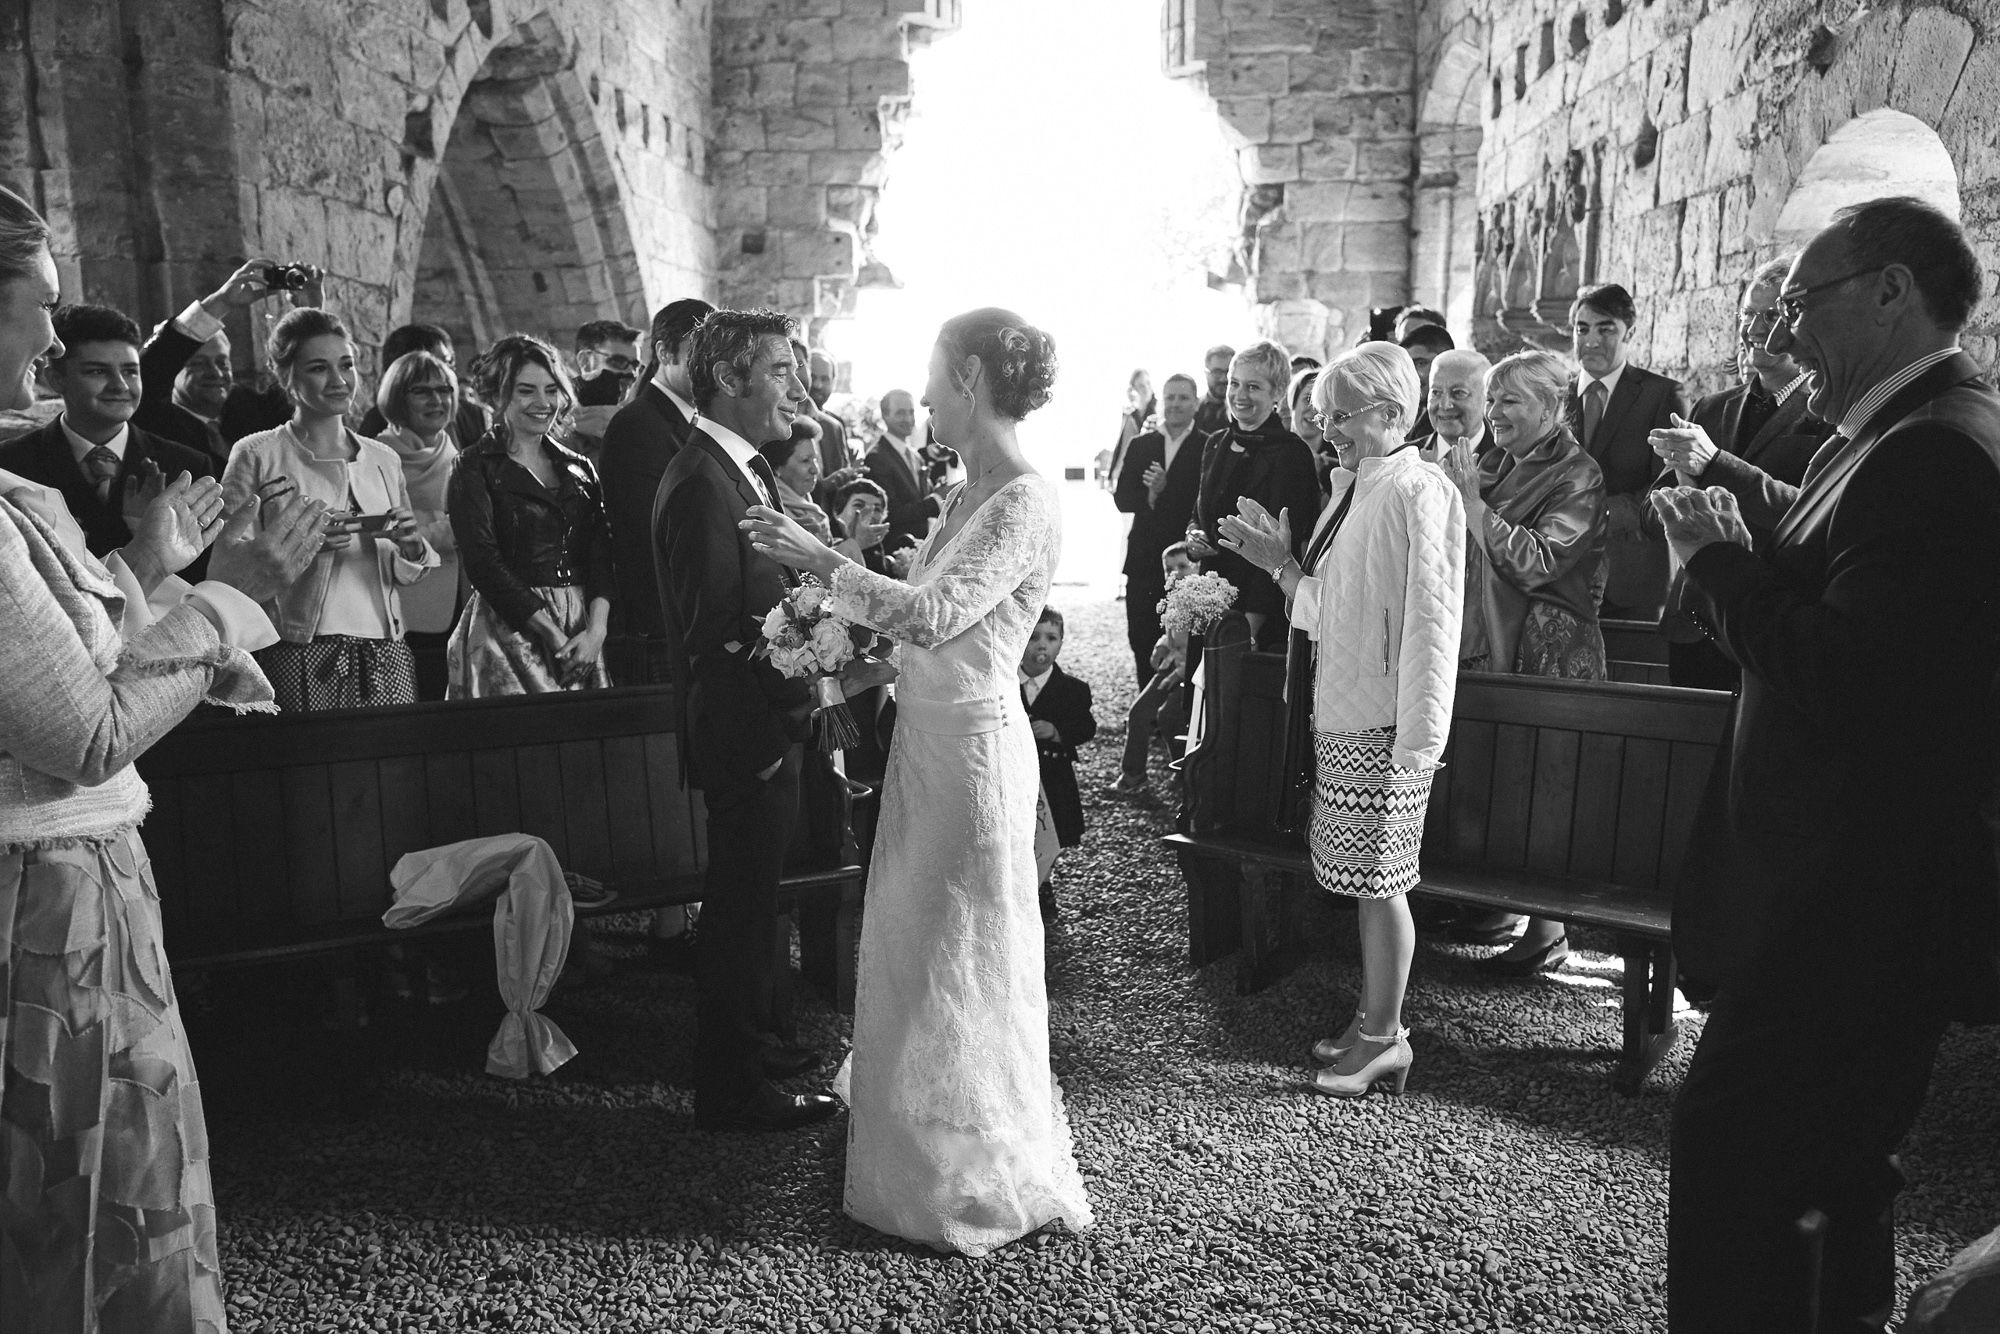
446,434,617,636
599,383,699,640
1113,426,1203,585
653,426,813,787
1565,363,1689,612
135,321,285,466
0,418,214,557
1680,351,2000,1022
1192,396,1230,439
1027,664,1096,847
864,437,939,549
1191,415,1323,623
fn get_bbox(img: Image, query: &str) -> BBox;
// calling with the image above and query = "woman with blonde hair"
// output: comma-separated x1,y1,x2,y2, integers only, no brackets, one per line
1221,341,1465,1096
447,333,616,696
1438,347,1609,974
373,348,463,699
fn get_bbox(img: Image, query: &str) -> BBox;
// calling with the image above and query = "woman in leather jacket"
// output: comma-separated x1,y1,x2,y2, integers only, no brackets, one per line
446,334,616,695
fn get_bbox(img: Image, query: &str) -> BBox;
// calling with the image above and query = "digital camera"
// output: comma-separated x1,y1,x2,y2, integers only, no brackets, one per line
263,262,314,292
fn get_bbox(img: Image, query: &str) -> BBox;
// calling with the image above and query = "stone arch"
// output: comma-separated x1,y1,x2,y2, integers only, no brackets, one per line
1772,108,1960,247
397,11,646,357
1413,33,1485,335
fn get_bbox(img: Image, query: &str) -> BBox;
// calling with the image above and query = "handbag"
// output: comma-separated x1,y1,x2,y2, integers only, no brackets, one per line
1275,480,1357,833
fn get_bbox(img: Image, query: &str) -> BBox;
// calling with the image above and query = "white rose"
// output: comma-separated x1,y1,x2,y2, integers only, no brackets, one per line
794,585,827,615
811,617,855,668
771,645,813,677
761,604,791,642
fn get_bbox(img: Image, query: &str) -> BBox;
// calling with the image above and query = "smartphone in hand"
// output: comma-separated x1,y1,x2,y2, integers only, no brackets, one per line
351,513,395,534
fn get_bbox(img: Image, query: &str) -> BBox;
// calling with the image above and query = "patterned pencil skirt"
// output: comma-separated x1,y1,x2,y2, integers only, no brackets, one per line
1308,726,1434,899
0,831,227,1333
447,585,609,698
258,634,417,713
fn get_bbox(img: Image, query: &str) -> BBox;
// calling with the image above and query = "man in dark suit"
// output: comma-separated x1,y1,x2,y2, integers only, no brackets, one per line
1192,344,1234,438
1646,255,1835,690
1113,371,1204,686
0,304,214,558
1658,197,2000,1332
864,388,941,549
653,308,835,1134
600,297,712,682
135,258,322,470
1563,283,1689,619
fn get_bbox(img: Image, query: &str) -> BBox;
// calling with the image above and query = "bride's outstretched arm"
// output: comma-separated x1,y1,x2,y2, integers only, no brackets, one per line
828,482,1055,649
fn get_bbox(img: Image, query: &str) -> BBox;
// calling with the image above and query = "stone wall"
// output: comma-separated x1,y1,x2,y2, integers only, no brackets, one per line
709,0,960,332
1175,0,2000,396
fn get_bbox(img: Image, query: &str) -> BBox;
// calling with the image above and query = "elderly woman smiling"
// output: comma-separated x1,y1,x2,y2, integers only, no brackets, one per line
1220,341,1465,1097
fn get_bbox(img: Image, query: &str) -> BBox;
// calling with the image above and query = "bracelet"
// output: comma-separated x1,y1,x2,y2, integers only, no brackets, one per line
1268,558,1293,584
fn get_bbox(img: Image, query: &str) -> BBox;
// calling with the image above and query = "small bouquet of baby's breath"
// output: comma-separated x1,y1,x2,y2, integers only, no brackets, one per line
1158,571,1239,637
758,575,884,751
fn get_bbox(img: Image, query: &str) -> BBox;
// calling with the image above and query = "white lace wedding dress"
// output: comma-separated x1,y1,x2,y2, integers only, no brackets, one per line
826,473,1094,1256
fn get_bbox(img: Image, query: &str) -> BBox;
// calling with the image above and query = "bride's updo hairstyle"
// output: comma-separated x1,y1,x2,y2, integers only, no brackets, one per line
939,307,1057,420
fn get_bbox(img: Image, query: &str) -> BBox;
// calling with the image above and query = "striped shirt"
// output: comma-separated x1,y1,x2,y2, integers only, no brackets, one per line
1836,346,1960,439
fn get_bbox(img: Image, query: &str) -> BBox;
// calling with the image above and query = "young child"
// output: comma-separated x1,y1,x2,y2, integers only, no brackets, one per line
1113,542,1195,800
1021,606,1096,915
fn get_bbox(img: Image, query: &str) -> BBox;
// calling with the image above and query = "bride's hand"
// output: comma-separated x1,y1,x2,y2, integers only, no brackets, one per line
742,504,842,580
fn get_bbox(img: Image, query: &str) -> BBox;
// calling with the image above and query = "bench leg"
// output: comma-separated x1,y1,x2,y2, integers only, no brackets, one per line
1236,863,1303,995
1613,935,1681,1096
1180,849,1242,967
834,876,862,1016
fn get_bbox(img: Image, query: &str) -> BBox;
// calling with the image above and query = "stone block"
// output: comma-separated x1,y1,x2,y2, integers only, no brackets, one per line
1286,182,1350,221
719,185,769,228
1300,138,1357,180
1298,220,1343,270
1645,35,1689,125
1350,49,1415,96
766,185,827,229
1346,180,1411,222
1307,269,1375,311
719,0,842,15
1216,98,1274,147
1633,203,1683,293
1655,109,1707,203
1890,7,1976,125
784,226,854,277
1257,222,1305,273
749,62,799,108
1343,221,1410,272
1240,143,1300,184
764,109,840,152
1213,55,1292,98
832,18,899,63
1286,54,1346,95
1255,268,1308,301
808,149,889,186
1686,283,1737,372
1685,4,1754,112
1939,40,2000,167
834,105,884,152
715,65,755,106
1225,16,1315,55
747,150,814,185
1678,189,1719,289
778,19,838,60
1265,297,1333,363
716,109,768,152
849,58,911,100
1648,293,1689,369
795,62,849,106
1357,139,1414,181
1702,90,1756,188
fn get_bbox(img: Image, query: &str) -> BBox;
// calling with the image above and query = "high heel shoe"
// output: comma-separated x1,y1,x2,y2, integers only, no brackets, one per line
1306,1026,1412,1098
1310,1012,1365,1065
1472,934,1570,977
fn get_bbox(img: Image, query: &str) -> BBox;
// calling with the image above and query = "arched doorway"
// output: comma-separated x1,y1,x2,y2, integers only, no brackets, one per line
1412,36,1485,335
407,16,646,359
1773,108,1961,246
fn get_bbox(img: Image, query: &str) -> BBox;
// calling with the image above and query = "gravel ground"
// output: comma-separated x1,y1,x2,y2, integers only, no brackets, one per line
188,595,2000,1332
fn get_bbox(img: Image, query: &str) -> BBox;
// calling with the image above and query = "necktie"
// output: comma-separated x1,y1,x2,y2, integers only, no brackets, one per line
747,453,782,511
1581,380,1606,449
82,445,121,504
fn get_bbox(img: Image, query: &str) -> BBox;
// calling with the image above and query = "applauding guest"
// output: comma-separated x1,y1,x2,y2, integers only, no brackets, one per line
1186,340,1322,648
222,308,440,711
1220,341,1464,1098
447,334,615,696
1113,371,1204,686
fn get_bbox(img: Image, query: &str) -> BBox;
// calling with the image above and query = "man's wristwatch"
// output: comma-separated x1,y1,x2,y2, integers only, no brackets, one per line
1269,557,1293,584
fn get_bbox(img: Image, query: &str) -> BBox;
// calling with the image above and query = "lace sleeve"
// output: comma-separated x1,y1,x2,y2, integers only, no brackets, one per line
829,477,1055,649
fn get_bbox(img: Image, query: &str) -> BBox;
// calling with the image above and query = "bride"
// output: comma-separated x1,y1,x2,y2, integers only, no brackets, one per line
743,307,1093,1255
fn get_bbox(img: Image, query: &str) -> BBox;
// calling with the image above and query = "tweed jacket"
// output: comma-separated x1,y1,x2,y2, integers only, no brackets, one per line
1289,447,1465,771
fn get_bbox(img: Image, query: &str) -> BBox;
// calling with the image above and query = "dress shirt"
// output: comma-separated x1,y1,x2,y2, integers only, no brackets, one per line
1019,665,1053,706
60,416,130,467
1773,369,1809,405
1577,361,1628,404
1835,347,1961,439
882,433,922,484
1160,423,1196,472
651,371,698,426
700,417,779,506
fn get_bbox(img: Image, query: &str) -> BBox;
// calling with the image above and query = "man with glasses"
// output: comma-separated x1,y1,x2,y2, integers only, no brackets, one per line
1563,282,1689,619
1645,255,1834,689
569,319,644,462
1654,196,2000,1332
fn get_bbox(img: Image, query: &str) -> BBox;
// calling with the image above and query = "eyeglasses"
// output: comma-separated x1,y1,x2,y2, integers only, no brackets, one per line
598,355,640,374
1774,267,1887,328
405,385,456,401
1317,402,1390,429
1737,306,1781,337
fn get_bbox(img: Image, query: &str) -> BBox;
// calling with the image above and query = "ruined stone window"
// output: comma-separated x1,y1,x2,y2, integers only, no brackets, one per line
1538,21,1555,77
741,230,768,256
1492,74,1504,119
1605,0,1624,27
1775,108,1961,247
1514,45,1527,100
1569,13,1589,56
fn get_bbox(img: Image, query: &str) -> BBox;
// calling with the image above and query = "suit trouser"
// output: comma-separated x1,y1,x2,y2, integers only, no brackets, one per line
1126,577,1164,689
1667,637,1740,692
693,744,802,1107
1668,967,1946,1333
1122,670,1185,779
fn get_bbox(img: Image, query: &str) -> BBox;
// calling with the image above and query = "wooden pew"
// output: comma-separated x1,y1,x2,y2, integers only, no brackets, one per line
1167,619,1732,1093
137,685,864,1008
1602,615,1670,686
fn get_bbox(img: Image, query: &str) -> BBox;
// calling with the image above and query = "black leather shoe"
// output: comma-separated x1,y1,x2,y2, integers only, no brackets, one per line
1472,935,1570,977
693,1082,839,1132
757,1038,821,1079
1447,912,1524,946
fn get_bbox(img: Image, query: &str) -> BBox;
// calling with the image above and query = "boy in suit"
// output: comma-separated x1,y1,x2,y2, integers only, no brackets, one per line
1112,543,1195,802
1021,607,1096,916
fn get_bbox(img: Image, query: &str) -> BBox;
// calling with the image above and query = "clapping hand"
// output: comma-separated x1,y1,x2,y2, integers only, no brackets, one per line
1217,496,1292,574
208,489,328,603
1182,526,1217,560
1651,486,1752,566
1649,413,1720,482
123,472,229,590
1142,461,1167,504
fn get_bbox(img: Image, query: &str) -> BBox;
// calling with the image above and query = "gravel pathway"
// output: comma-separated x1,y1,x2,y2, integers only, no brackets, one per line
190,596,1999,1332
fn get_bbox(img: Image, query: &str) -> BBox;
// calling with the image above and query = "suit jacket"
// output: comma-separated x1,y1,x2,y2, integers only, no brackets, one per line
1191,416,1323,622
1026,665,1096,847
136,320,284,467
864,437,938,549
1680,351,2000,1022
1113,426,1203,584
600,383,698,641
0,418,214,557
1564,363,1689,612
1192,396,1230,439
653,425,812,787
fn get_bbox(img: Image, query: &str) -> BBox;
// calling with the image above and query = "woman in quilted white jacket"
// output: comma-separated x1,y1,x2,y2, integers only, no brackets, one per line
1221,341,1465,1097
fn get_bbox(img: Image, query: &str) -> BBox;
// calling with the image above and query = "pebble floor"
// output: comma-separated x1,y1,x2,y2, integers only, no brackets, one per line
188,596,2000,1333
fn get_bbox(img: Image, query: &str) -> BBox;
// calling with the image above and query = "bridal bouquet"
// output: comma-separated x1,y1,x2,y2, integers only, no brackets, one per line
1158,571,1239,637
758,575,882,751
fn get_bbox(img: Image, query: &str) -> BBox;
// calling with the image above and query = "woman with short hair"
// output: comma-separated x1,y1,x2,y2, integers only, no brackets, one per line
1221,341,1465,1097
374,348,463,699
1438,347,1610,974
223,308,441,711
1186,339,1322,647
446,333,615,696
1288,365,1332,492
